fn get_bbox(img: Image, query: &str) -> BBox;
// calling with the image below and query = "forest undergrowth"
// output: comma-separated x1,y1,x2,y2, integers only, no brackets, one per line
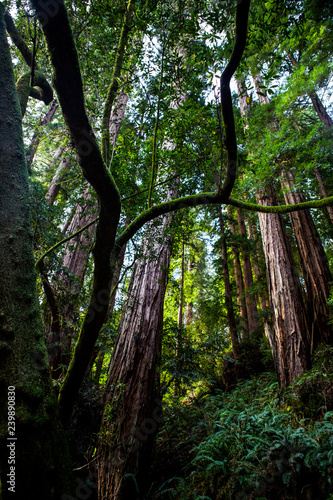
148,344,333,500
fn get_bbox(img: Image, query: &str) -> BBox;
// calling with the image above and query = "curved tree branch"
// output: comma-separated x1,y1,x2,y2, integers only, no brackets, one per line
36,191,333,268
101,0,135,165
16,70,53,115
4,10,34,66
115,191,333,250
30,0,122,423
4,10,54,114
219,0,251,200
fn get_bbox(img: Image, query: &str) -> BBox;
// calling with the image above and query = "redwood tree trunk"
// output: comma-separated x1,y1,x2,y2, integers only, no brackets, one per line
246,215,272,339
218,205,239,358
257,186,311,388
281,170,332,345
227,206,249,337
186,257,193,327
45,151,71,205
97,212,174,499
237,208,259,337
313,167,333,224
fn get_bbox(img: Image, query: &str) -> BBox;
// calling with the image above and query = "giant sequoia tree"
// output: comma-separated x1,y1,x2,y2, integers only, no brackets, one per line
1,0,333,498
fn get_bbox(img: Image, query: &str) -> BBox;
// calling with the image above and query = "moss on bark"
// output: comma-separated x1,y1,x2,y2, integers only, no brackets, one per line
0,7,73,498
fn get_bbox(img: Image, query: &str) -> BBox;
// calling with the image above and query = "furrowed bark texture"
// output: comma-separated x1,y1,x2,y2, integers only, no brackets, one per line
281,170,332,345
227,206,249,336
246,215,272,340
0,8,73,498
257,187,311,388
237,208,259,336
97,213,174,500
218,206,239,357
313,167,333,224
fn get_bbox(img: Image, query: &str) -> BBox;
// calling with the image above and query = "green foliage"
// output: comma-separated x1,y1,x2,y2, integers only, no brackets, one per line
150,365,333,500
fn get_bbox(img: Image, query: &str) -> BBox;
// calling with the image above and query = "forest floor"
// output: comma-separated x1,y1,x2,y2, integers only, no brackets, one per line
147,344,333,500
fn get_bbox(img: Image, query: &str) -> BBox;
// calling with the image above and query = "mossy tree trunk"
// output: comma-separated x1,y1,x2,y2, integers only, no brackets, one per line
0,8,73,498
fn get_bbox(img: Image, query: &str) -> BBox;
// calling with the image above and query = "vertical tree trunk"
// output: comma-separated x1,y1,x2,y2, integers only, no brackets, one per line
313,167,333,224
246,215,272,339
218,205,239,358
45,152,71,206
97,211,174,499
186,257,193,327
178,237,185,328
237,208,259,337
227,206,249,337
0,11,73,497
26,100,58,168
257,186,311,388
253,71,332,351
308,90,333,129
281,170,332,345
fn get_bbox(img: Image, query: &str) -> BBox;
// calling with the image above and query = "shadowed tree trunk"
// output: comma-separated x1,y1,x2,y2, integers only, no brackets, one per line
246,215,272,339
186,256,193,327
237,208,259,337
227,206,249,337
0,9,73,497
218,205,239,358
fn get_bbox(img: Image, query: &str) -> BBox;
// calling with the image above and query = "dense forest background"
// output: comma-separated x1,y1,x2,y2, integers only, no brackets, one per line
1,0,333,498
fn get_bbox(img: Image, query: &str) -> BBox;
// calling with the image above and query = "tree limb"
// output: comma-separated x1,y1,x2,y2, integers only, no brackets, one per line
115,191,333,250
4,10,34,66
16,70,53,115
219,0,251,199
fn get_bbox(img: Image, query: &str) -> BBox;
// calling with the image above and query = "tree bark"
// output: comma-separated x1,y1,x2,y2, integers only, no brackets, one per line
0,10,73,497
246,215,272,339
227,206,249,336
281,170,332,345
218,205,239,358
257,186,311,388
237,208,259,337
97,212,174,499
186,257,193,327
45,152,71,205
26,100,59,168
308,90,333,129
313,166,333,224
